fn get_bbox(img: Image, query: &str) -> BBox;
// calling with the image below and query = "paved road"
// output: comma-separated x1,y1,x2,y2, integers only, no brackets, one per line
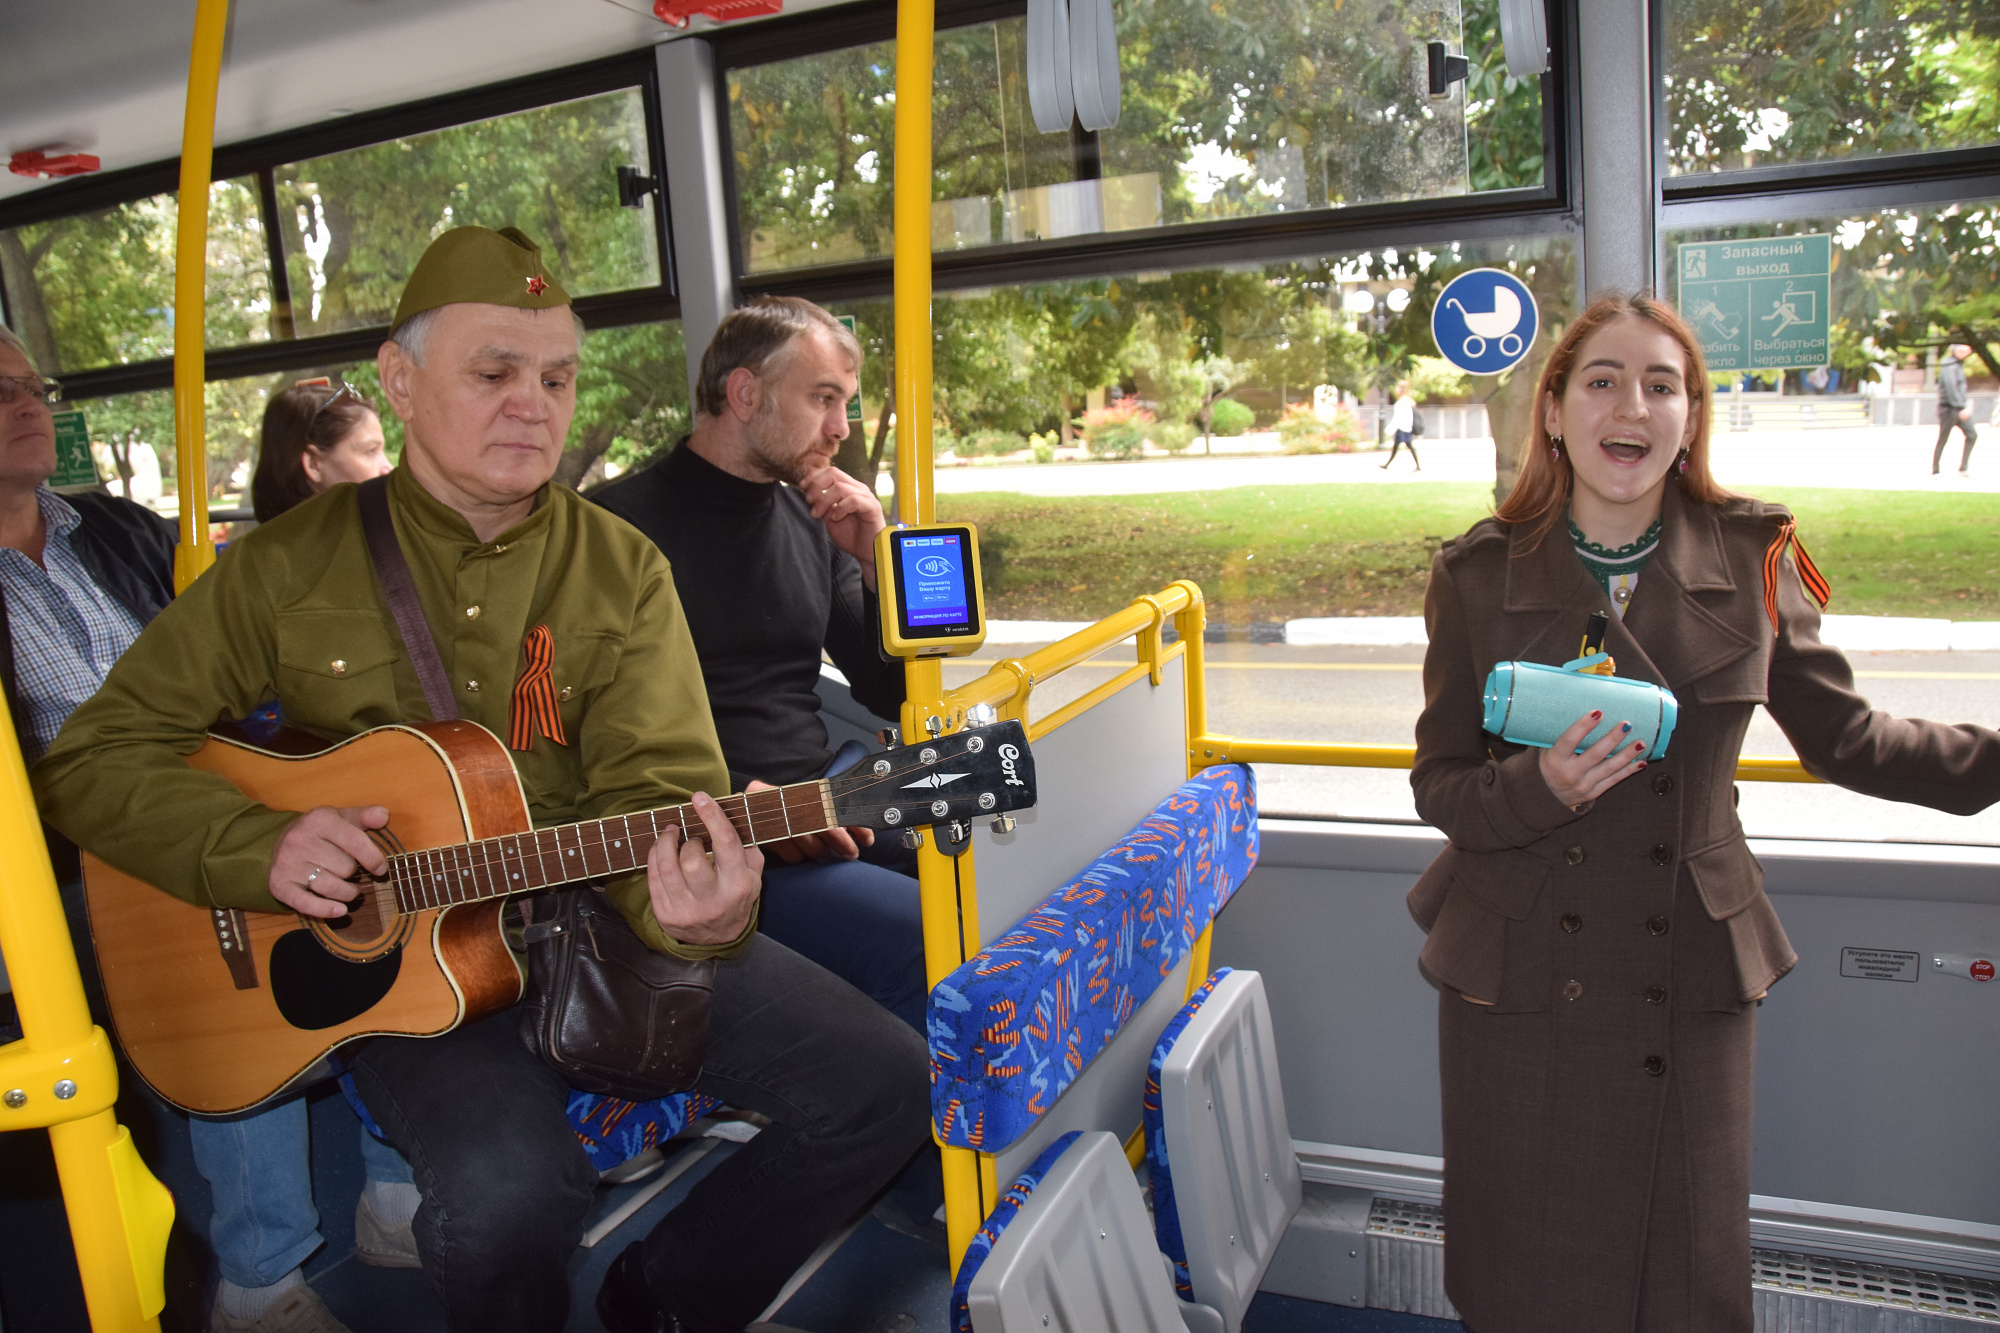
918,425,2000,498
942,642,2000,845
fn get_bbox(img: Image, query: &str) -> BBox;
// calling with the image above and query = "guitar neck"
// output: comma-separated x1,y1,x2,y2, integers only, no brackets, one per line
386,780,836,913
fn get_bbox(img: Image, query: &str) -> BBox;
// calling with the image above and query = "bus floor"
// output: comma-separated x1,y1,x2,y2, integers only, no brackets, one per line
1,1085,1464,1332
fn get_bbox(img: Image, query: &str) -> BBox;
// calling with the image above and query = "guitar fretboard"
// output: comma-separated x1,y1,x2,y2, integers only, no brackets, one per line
387,780,834,912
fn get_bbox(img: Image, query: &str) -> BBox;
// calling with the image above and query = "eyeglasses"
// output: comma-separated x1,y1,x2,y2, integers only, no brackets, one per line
305,381,366,436
0,375,62,406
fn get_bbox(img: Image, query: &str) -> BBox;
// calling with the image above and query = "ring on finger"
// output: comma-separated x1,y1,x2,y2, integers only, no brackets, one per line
306,866,322,886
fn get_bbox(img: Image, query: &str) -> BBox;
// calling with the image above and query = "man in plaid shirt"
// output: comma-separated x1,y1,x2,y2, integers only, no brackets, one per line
0,324,176,865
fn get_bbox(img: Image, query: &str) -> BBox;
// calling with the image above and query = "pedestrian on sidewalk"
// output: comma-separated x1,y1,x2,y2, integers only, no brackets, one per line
1934,343,1978,476
1384,381,1421,471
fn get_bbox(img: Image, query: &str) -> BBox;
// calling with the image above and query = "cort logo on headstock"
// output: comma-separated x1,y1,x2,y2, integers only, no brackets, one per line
827,720,1038,832
999,743,1026,787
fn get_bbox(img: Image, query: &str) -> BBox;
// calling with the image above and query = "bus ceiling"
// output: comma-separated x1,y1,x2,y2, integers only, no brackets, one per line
0,0,850,206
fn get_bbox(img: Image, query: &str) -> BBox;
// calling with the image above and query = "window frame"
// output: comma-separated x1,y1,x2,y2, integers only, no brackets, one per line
0,50,679,403
1649,2,2000,264
710,0,1583,305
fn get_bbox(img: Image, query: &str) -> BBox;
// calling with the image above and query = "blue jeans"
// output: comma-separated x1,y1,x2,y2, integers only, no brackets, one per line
189,1101,414,1287
757,852,926,1034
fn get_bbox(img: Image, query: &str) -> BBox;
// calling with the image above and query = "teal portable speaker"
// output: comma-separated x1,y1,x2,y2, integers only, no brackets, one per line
1482,657,1678,760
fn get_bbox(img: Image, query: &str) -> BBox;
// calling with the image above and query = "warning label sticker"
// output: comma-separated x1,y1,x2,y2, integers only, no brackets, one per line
1839,948,1921,983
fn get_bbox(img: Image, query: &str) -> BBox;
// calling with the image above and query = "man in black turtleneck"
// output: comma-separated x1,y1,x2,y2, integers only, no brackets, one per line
592,298,922,1031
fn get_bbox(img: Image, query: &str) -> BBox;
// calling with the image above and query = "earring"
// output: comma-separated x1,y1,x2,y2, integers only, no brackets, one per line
1549,434,1564,462
1677,448,1689,475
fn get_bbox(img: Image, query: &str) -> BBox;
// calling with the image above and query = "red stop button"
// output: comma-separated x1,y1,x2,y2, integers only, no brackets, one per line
1973,959,1996,982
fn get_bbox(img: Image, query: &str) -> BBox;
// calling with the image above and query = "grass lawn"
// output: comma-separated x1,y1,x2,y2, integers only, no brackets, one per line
939,484,2000,623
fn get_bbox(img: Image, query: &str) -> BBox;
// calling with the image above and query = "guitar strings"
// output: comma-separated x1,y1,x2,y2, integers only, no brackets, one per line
383,732,1017,913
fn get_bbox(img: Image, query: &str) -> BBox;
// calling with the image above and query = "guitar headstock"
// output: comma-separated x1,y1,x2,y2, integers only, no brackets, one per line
828,720,1038,833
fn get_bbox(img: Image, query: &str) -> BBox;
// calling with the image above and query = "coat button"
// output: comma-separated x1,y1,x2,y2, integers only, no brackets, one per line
1481,767,1495,786
466,680,481,692
1651,773,1674,795
1644,1056,1666,1076
1647,915,1670,936
1565,845,1585,866
329,659,347,676
465,605,481,620
1650,844,1672,865
1562,980,1583,1001
1645,986,1667,1004
1560,913,1583,934
558,686,573,701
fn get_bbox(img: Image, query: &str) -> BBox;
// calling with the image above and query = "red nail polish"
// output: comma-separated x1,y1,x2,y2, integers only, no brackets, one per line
1590,710,1602,719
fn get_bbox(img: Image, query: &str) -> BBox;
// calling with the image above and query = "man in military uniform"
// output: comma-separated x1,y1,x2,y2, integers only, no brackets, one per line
36,226,931,1333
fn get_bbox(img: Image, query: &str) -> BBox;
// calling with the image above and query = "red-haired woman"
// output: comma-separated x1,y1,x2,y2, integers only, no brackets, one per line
1409,291,2000,1331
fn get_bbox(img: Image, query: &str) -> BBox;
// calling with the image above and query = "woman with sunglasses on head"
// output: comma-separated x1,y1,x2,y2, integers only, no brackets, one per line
251,381,392,522
1408,291,2000,1332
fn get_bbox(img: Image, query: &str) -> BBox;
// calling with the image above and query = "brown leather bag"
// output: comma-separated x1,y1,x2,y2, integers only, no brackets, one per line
355,475,711,1100
514,888,712,1100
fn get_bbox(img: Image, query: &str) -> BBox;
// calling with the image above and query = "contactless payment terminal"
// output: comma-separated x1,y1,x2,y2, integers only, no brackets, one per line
875,523,987,657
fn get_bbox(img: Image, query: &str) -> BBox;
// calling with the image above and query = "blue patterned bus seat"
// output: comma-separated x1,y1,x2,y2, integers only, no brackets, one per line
340,1072,719,1174
567,1090,723,1172
928,764,1257,1151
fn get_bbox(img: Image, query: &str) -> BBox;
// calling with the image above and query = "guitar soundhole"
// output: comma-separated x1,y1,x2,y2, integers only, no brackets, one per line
326,881,401,950
270,930,402,1030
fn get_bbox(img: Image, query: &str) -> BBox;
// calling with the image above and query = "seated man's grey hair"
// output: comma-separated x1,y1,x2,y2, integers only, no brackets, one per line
390,306,588,366
0,324,39,373
695,297,862,419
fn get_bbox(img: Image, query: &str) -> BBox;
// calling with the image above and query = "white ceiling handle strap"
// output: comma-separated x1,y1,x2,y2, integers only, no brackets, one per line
1068,0,1120,131
1025,0,1074,134
1499,0,1550,79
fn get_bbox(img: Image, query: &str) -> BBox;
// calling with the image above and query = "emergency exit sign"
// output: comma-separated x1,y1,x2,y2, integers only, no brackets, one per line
836,314,864,423
1676,234,1831,373
49,409,99,488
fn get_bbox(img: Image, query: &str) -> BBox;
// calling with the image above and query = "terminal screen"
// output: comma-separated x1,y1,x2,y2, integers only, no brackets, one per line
896,531,972,630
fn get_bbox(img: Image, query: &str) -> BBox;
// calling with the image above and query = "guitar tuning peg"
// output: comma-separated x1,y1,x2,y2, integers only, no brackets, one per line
900,828,926,850
924,714,945,738
966,703,997,728
878,726,900,747
991,814,1017,836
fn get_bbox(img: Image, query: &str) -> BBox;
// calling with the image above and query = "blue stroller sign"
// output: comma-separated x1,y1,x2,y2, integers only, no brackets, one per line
1431,268,1539,375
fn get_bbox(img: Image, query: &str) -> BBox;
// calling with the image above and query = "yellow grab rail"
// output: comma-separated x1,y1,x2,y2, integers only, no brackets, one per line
1194,737,1819,784
0,704,173,1330
171,0,231,593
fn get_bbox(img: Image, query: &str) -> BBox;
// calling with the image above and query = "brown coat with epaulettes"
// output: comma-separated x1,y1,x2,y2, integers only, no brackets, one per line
1408,483,2000,1333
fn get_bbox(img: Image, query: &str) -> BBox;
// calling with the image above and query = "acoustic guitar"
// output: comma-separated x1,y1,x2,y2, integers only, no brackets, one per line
81,717,1037,1114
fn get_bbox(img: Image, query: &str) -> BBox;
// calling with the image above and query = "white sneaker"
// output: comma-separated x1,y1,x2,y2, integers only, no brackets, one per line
208,1284,353,1333
354,1189,422,1269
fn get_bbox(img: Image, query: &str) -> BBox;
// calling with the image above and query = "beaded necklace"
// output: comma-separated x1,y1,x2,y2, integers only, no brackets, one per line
1569,513,1662,618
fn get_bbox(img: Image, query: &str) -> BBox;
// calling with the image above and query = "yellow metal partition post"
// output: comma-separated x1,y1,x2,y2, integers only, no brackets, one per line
0,708,173,1329
171,0,231,593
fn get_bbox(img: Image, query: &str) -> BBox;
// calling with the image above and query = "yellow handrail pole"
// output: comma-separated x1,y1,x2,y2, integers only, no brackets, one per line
887,0,989,1272
890,0,936,530
0,706,172,1329
171,0,231,593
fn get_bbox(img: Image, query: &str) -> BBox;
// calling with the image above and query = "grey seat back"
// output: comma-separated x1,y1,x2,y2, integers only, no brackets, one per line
1156,969,1303,1333
966,1132,1188,1333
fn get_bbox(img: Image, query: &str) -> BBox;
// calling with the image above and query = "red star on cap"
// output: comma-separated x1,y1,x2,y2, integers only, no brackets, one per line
526,275,549,295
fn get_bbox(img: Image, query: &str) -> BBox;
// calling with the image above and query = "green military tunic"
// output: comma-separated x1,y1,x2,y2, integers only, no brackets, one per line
34,465,741,959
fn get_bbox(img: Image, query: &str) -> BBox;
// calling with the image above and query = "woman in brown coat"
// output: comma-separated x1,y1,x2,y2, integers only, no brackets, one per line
1408,291,2000,1333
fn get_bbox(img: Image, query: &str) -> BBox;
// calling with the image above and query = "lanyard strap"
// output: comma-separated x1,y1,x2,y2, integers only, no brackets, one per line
357,475,460,722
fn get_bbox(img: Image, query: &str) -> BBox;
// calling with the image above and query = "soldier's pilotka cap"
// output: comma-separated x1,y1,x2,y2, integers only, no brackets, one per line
389,225,571,334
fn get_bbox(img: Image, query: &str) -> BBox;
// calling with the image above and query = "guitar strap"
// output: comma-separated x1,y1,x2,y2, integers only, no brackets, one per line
357,475,460,723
